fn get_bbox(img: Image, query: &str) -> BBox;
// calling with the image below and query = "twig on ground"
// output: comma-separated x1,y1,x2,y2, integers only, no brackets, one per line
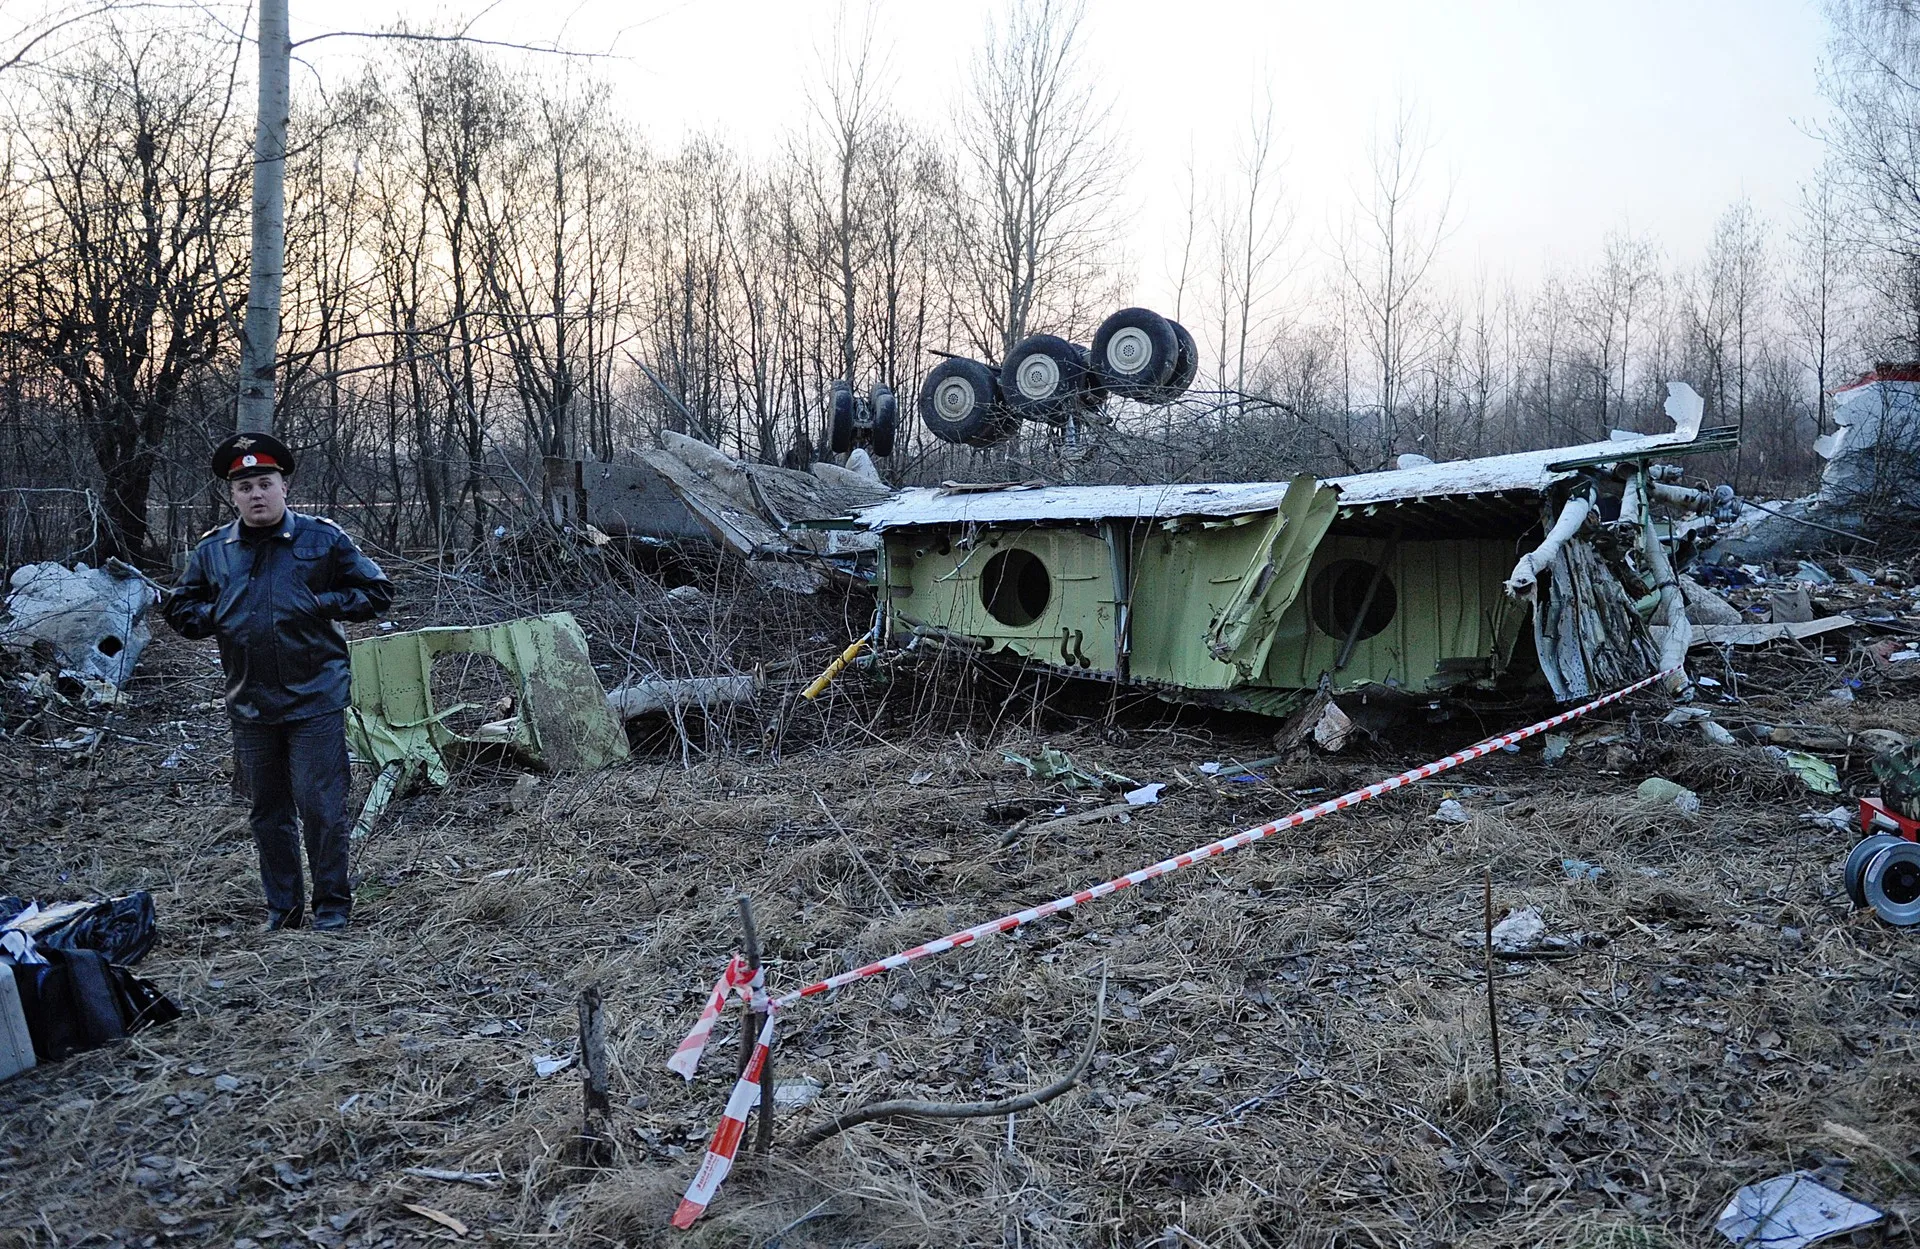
812,791,903,916
795,966,1107,1149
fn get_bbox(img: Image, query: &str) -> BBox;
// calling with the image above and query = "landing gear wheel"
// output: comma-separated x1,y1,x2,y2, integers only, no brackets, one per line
1091,307,1179,399
829,382,855,454
1160,318,1198,401
919,358,1010,446
1862,840,1920,925
1844,834,1905,906
1000,334,1091,424
868,384,897,457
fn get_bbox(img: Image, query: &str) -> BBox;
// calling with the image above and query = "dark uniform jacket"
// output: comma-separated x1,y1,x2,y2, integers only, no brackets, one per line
162,510,394,723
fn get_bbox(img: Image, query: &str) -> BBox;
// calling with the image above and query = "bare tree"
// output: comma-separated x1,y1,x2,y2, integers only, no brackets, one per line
6,25,250,556
953,0,1121,357
1336,101,1452,463
1786,167,1853,436
1208,91,1294,407
1821,0,1920,351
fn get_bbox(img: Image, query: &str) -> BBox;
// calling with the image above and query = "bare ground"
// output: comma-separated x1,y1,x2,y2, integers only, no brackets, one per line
1,564,1918,1249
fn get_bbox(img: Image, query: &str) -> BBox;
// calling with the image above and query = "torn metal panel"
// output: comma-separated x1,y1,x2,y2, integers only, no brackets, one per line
634,433,885,591
1654,615,1857,648
0,562,155,688
1205,475,1339,678
1259,534,1522,693
345,612,628,785
542,457,711,542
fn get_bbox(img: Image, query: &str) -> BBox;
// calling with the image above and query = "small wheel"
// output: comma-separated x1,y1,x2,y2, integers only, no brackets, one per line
1159,318,1198,401
1000,334,1090,424
868,384,897,457
1844,834,1905,906
919,358,1006,446
829,382,855,454
1862,840,1920,925
1091,307,1178,399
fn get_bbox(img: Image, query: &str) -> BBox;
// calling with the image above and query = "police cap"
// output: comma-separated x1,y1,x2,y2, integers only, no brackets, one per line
210,432,295,481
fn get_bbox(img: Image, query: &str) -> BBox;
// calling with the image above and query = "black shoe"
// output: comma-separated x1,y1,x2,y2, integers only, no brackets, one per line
263,908,304,933
313,912,350,934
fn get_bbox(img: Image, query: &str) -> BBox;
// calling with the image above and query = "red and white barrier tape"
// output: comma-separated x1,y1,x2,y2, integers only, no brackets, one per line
668,666,1678,1226
671,1011,777,1229
667,956,763,1080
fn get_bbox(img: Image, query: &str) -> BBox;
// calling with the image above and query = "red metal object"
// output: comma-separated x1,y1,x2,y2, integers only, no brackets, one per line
1858,796,1920,841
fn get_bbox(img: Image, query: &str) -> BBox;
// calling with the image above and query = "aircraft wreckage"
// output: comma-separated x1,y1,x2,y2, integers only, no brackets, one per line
615,381,1736,714
846,383,1728,712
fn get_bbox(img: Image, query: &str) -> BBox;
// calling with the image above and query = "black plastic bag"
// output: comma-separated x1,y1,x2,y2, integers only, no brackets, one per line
16,892,158,965
10,948,180,1062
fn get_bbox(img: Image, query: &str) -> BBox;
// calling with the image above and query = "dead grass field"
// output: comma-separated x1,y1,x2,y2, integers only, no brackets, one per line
1,569,1917,1249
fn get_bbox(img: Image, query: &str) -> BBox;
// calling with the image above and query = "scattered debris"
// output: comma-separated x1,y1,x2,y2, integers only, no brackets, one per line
604,674,758,721
1636,777,1701,813
1001,747,1133,792
1431,799,1470,824
0,561,155,688
1488,907,1546,952
1770,749,1841,795
1311,701,1355,752
1561,858,1605,881
1715,1172,1882,1249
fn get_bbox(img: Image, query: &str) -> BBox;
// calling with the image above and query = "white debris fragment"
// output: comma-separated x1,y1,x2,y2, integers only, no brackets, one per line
1311,702,1354,752
1664,706,1713,725
773,1076,824,1109
1431,799,1470,824
1801,806,1853,831
1715,1172,1881,1249
0,561,155,688
1124,783,1166,806
1489,907,1546,952
1699,720,1737,746
531,1055,574,1078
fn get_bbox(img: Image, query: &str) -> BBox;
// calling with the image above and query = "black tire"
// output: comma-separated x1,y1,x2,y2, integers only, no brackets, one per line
1000,334,1091,424
1159,318,1198,402
868,384,897,457
1091,307,1178,399
829,382,855,453
1846,834,1905,906
919,358,1006,446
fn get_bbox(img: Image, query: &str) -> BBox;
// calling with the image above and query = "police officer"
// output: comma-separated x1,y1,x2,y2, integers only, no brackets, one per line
162,433,394,933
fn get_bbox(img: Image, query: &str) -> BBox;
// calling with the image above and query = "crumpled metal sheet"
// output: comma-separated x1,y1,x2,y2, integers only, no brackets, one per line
345,611,628,784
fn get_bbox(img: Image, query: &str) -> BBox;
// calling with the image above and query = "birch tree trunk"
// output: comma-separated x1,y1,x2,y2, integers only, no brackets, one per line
238,0,288,434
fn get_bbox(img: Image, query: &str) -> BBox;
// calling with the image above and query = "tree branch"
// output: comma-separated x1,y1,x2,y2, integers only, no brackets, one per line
794,968,1106,1149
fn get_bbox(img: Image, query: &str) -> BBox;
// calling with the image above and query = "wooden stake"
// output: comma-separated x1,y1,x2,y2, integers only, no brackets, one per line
1483,869,1505,1099
577,985,611,1166
735,894,774,1153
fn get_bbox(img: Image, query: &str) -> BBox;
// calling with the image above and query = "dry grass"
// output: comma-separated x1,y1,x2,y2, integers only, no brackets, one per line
1,558,1918,1249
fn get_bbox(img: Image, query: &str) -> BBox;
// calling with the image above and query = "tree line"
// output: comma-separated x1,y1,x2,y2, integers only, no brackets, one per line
0,0,1908,563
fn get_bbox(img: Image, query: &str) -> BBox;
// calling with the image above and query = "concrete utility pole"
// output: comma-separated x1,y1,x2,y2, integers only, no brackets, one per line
237,0,288,434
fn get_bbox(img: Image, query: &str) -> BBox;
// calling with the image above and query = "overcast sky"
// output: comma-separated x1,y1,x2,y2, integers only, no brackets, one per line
295,0,1832,304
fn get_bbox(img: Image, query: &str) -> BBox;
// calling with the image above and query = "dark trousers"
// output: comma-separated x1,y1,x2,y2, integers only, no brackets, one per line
231,710,352,919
